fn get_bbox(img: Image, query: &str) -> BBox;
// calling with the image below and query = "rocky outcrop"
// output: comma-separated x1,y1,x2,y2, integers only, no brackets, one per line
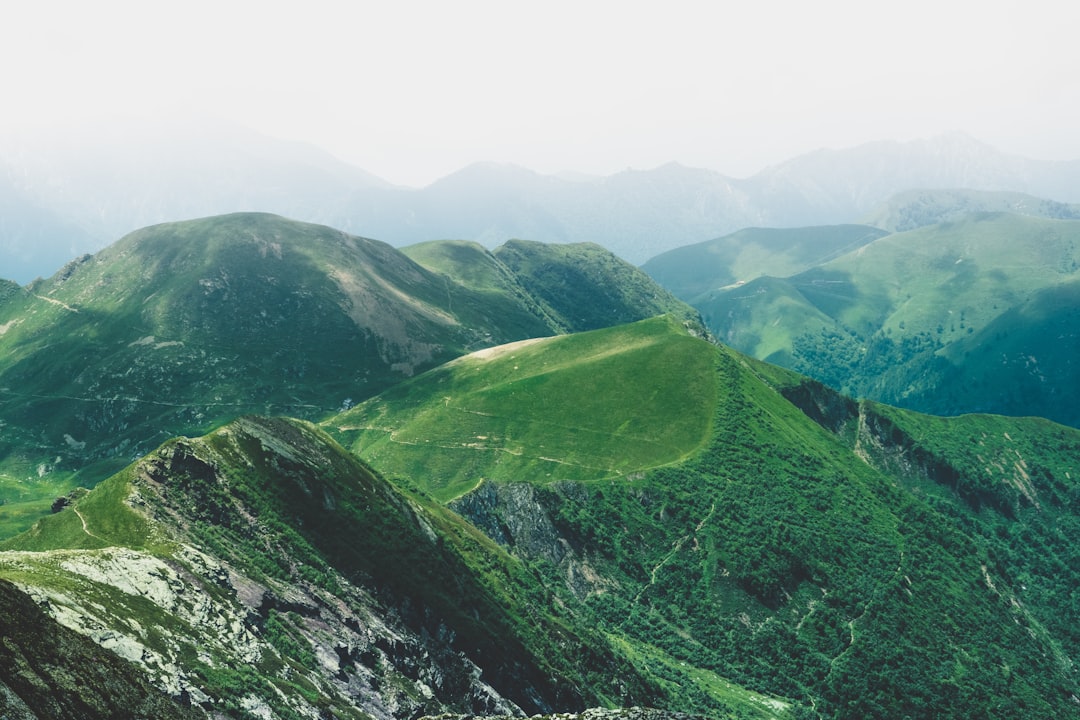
449,480,614,600
423,708,706,720
0,578,202,720
777,377,859,435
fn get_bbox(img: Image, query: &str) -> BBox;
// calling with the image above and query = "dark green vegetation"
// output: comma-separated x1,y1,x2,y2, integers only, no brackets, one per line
3,210,1080,719
674,213,1080,427
405,238,701,334
327,318,1080,718
0,214,695,536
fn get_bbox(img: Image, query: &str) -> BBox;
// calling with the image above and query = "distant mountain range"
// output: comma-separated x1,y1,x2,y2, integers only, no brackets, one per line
4,124,1080,283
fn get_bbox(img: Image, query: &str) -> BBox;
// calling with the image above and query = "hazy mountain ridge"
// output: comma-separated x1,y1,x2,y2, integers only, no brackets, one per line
5,127,1080,282
641,225,889,303
860,187,1080,232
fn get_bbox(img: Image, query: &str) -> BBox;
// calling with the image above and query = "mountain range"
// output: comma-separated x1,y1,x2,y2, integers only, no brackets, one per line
1,155,1079,716
644,205,1080,428
0,213,694,537
2,314,1078,718
5,124,1080,283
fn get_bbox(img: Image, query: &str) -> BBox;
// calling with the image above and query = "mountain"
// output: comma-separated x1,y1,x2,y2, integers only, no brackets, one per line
0,415,661,718
330,317,718,502
7,128,1080,282
641,225,889,303
402,238,702,336
860,188,1080,232
4,317,1079,718
689,213,1080,426
0,213,694,536
0,120,396,282
327,317,1080,717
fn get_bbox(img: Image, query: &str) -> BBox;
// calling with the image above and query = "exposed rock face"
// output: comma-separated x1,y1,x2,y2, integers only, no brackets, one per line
0,578,202,720
2,417,571,719
423,708,706,720
450,480,567,564
449,480,613,600
777,377,860,435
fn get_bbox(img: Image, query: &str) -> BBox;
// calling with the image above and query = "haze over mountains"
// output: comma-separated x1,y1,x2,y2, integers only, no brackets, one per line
5,123,1080,283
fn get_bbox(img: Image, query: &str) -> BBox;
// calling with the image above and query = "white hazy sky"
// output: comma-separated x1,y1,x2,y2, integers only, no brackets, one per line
2,0,1077,187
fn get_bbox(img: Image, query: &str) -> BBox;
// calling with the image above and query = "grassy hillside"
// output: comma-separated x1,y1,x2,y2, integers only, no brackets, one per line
692,213,1080,426
0,214,691,537
324,318,1080,718
491,239,703,333
329,316,719,502
402,238,703,336
641,225,888,303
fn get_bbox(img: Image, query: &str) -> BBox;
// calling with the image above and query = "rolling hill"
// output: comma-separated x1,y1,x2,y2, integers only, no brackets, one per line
641,225,888,303
680,212,1080,427
0,213,695,536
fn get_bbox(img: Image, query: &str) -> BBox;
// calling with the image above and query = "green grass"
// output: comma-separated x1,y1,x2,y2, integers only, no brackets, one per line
327,316,719,501
686,213,1080,426
1,214,702,538
326,313,1080,717
609,635,794,719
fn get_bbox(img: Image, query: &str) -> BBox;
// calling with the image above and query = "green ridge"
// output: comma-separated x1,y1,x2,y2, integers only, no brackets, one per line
324,316,1080,718
1,214,693,537
329,316,718,501
692,213,1080,426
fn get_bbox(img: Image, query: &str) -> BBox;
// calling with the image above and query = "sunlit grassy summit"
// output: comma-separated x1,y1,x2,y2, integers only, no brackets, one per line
329,316,718,501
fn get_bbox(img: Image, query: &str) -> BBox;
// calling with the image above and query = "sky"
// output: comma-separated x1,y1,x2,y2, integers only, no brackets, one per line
2,0,1078,187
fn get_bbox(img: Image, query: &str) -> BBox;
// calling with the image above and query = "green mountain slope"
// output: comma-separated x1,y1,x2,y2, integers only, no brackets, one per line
489,239,703,332
861,188,1080,233
693,213,1080,426
401,238,701,336
331,316,718,501
0,415,661,719
641,225,888,303
0,214,692,536
325,318,1080,718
